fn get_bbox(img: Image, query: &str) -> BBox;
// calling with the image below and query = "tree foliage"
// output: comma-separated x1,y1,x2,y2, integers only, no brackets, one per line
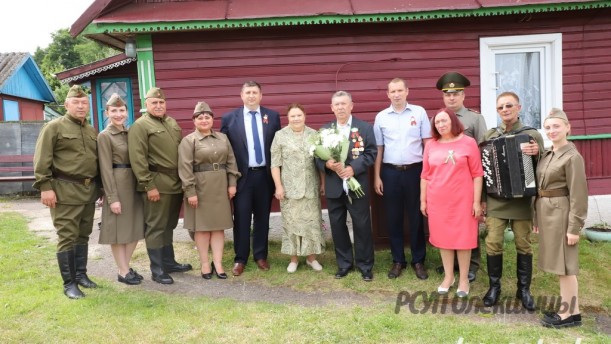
34,29,118,114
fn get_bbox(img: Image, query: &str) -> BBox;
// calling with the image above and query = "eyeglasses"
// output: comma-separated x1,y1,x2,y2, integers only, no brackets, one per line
496,103,516,111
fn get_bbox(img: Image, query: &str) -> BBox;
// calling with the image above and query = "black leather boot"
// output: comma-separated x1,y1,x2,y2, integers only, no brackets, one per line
162,245,192,273
74,244,98,288
516,253,536,311
483,254,503,307
148,247,174,284
57,250,85,299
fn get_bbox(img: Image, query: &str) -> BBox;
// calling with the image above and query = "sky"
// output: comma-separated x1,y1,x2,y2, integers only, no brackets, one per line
0,0,96,54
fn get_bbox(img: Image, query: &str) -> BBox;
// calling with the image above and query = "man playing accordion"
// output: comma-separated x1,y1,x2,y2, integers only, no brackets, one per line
481,91,543,311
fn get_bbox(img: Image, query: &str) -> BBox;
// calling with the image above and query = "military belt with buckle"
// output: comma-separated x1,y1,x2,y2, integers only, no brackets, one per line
149,165,178,176
193,163,226,172
537,188,569,197
53,173,95,186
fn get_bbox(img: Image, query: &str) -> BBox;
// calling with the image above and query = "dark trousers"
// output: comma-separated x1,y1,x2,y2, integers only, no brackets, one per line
143,193,183,249
326,193,374,272
381,164,426,265
233,169,272,264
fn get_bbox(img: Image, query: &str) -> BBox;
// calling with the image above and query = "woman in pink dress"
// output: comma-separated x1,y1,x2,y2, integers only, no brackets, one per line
421,108,483,297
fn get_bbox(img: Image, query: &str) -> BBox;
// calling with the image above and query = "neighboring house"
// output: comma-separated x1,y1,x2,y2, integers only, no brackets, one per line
63,0,611,244
0,52,54,194
0,52,55,121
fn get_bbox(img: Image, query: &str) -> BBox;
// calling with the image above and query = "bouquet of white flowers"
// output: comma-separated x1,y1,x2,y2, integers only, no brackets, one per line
309,126,365,199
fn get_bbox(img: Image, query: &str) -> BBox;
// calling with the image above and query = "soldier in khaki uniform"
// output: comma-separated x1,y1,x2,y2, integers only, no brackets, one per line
534,108,587,328
33,85,100,299
481,91,543,311
128,87,192,284
435,72,488,282
98,94,145,285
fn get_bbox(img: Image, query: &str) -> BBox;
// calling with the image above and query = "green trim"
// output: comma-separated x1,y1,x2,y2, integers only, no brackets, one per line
135,35,155,111
569,134,611,140
82,1,611,35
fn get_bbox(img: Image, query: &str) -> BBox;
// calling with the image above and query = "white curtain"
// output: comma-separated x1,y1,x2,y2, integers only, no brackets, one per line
495,52,541,128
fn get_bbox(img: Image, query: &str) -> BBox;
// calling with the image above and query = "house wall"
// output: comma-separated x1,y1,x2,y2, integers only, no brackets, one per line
0,95,44,121
147,8,611,195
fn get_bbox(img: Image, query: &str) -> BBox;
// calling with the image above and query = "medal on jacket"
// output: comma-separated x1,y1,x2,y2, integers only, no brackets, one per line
445,150,456,165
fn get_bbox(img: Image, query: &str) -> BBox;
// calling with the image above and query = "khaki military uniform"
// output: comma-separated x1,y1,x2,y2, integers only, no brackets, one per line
33,114,100,252
98,125,144,244
178,130,240,231
483,120,544,255
457,107,487,145
128,112,183,248
534,142,587,275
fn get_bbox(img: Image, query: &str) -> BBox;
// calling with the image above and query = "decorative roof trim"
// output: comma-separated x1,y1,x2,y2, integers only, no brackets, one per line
82,2,611,35
60,57,136,84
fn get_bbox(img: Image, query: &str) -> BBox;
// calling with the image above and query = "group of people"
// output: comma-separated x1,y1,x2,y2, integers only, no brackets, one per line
34,73,588,329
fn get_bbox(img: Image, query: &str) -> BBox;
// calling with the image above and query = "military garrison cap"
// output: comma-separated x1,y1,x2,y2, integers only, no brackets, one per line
145,87,165,99
106,93,126,108
193,101,214,117
436,72,471,93
545,108,569,122
66,85,88,98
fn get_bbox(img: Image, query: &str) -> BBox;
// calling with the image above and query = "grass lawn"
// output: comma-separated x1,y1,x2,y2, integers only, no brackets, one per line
0,211,609,343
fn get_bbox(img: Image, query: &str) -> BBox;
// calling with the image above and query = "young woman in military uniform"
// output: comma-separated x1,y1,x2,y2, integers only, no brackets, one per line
534,108,588,328
98,94,145,285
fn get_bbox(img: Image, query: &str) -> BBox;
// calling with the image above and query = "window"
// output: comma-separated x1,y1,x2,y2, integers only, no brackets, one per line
480,33,562,139
3,100,20,121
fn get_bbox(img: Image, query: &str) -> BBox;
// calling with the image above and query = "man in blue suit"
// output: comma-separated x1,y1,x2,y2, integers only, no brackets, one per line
221,81,281,276
316,91,377,281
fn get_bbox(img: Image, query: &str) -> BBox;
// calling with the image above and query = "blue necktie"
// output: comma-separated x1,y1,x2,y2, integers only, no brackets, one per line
250,111,263,164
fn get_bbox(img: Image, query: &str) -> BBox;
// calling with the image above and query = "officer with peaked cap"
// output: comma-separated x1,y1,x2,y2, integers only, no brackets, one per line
34,84,101,299
128,87,192,284
435,71,488,282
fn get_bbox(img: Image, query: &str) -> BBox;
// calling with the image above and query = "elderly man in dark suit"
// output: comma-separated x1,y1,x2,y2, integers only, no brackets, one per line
316,91,377,281
221,81,281,276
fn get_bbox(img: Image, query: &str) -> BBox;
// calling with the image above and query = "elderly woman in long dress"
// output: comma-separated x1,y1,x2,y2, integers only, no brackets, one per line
534,108,588,328
98,94,145,285
178,102,240,279
271,103,325,273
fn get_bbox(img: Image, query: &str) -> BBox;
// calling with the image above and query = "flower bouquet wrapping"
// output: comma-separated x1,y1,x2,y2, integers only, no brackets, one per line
309,126,365,200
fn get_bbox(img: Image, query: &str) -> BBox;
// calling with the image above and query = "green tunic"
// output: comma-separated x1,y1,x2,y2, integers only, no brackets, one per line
483,119,544,219
178,130,241,231
456,107,487,144
98,125,144,244
33,114,99,204
128,112,183,194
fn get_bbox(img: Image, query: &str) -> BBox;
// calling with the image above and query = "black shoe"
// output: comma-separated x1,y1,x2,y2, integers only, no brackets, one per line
468,270,476,283
118,271,141,285
334,267,353,279
201,272,213,280
74,244,98,288
129,268,144,281
435,265,445,274
148,248,174,284
361,269,373,282
541,313,582,328
57,250,85,299
162,245,193,273
212,262,227,279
